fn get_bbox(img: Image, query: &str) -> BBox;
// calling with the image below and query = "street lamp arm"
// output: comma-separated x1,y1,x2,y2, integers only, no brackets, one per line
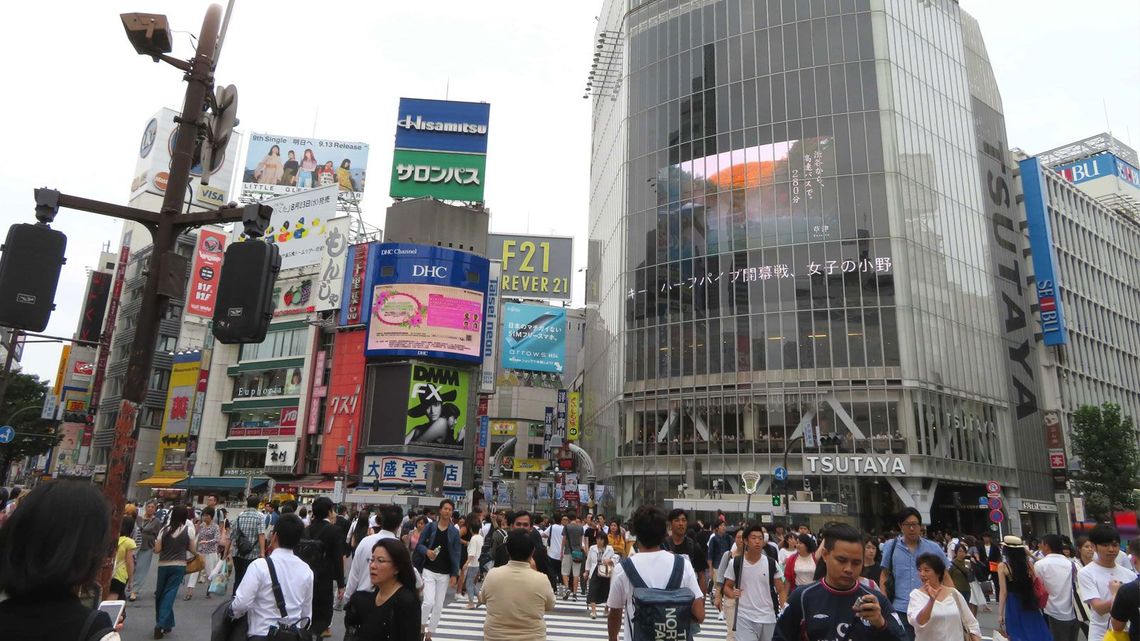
2,404,48,425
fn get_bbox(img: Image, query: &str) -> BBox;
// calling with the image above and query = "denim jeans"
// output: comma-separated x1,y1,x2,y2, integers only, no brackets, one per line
465,567,479,602
155,565,186,630
297,171,313,188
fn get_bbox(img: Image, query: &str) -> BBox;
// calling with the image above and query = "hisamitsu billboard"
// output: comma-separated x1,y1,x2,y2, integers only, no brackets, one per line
394,98,490,154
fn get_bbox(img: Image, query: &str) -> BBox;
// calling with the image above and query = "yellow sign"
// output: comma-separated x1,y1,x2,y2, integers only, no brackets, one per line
53,345,71,396
490,420,517,437
154,354,203,475
513,458,547,472
567,392,580,441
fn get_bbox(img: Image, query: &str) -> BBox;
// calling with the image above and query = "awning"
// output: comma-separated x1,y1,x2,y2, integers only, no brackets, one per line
214,439,269,451
299,479,338,490
136,475,187,488
173,476,270,491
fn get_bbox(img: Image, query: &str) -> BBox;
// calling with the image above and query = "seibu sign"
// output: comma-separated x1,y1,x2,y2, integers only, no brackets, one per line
803,454,910,475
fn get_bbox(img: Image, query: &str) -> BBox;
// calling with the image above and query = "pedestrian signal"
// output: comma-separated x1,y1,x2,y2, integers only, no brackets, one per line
0,224,67,332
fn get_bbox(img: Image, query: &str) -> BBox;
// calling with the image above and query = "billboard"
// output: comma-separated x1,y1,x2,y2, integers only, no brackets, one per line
77,271,111,343
155,352,204,474
404,363,470,446
321,331,366,473
1020,157,1068,346
361,454,464,489
390,97,490,202
315,217,350,312
232,365,304,399
186,228,226,318
487,234,574,301
365,243,490,362
500,302,566,373
1053,153,1140,189
241,132,369,199
130,107,239,209
230,185,342,270
339,243,374,327
479,261,501,393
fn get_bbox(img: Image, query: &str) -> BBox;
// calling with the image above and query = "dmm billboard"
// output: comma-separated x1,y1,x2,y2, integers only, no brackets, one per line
1020,157,1068,346
361,362,470,450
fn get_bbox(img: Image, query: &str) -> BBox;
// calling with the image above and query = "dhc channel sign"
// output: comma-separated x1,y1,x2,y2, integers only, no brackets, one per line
1020,157,1067,346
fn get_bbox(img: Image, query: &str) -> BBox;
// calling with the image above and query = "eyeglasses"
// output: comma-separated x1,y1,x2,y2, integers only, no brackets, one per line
901,521,921,528
369,557,394,565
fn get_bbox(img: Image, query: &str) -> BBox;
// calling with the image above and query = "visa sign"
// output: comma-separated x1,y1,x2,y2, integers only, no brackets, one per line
1020,157,1068,345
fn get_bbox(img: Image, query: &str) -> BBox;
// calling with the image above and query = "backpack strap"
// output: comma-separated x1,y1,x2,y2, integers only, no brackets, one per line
621,557,648,590
768,555,780,607
265,557,289,619
666,555,685,590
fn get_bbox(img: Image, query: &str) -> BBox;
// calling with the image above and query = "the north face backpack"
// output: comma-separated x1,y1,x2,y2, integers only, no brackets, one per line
621,555,696,641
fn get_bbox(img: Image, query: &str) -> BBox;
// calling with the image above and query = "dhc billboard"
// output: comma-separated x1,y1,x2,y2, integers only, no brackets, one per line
1020,157,1068,346
394,98,491,155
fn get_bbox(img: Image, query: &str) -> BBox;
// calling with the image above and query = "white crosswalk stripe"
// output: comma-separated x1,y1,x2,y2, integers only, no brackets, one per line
430,598,731,640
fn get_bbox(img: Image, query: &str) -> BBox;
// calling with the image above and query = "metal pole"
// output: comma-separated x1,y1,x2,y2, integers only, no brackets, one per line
102,5,224,583
0,330,23,415
782,435,804,527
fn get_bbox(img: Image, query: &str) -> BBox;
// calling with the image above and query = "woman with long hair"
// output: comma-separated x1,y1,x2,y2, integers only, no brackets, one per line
253,144,284,185
462,513,484,608
408,516,427,551
778,533,798,566
585,529,615,619
606,520,627,557
783,533,818,590
298,148,317,188
350,509,372,556
345,538,422,641
0,480,121,640
907,553,981,641
1076,536,1095,568
152,504,196,639
861,539,883,585
997,536,1051,641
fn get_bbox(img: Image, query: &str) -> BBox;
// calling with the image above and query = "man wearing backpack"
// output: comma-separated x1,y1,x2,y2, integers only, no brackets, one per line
303,496,345,638
607,505,705,641
229,495,266,596
878,508,950,640
724,523,787,641
663,508,708,596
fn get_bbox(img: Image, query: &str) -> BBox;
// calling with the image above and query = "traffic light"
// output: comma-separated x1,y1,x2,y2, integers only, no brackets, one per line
0,223,67,332
212,240,280,344
818,433,843,446
772,495,782,507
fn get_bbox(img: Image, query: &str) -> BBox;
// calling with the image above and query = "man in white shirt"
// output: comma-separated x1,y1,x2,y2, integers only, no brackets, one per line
1078,523,1137,641
231,513,313,639
346,505,402,593
724,524,787,641
1036,534,1079,641
607,505,705,641
546,512,565,593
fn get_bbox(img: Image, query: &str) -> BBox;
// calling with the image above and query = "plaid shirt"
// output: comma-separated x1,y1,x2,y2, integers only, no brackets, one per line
231,509,264,560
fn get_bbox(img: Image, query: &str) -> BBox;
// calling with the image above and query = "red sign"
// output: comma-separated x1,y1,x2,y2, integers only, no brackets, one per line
72,361,94,376
343,243,370,326
477,395,489,417
307,351,327,435
320,331,367,474
985,480,1001,494
279,407,299,428
87,245,129,420
1049,450,1067,469
78,271,111,343
187,229,226,317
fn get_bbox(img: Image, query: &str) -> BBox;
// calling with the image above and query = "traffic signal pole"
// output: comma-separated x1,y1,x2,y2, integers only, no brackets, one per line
20,4,268,592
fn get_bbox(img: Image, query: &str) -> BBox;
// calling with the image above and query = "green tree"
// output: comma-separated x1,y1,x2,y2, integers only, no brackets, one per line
1070,402,1140,522
0,371,61,482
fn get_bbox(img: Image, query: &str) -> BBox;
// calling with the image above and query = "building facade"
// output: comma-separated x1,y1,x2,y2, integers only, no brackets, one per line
586,0,1053,532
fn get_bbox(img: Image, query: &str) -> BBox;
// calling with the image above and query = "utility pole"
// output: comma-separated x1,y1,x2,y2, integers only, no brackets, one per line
19,5,270,591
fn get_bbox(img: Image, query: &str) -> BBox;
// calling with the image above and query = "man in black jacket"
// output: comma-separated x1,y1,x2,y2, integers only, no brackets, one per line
306,497,345,638
493,510,550,577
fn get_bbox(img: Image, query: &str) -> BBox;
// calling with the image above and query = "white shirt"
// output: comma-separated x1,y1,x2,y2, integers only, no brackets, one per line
906,588,981,640
231,548,313,637
606,549,703,641
467,533,485,566
547,524,565,560
345,529,397,593
479,521,491,538
586,544,615,578
1035,553,1077,621
1078,561,1137,641
946,538,960,557
724,554,779,624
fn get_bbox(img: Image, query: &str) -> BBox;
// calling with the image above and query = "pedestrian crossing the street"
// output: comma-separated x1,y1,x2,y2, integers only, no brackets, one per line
430,598,730,640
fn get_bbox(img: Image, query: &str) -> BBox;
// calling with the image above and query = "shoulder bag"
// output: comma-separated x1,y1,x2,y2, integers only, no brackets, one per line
264,558,313,641
1029,566,1049,609
951,587,981,641
881,540,898,601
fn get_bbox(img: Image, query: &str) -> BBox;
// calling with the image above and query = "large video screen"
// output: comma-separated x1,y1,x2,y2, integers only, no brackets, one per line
364,244,490,363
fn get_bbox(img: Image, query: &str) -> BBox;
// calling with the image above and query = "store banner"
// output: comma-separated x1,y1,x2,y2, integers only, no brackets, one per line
186,229,226,317
479,261,501,393
567,391,580,441
339,242,373,326
360,454,463,489
242,132,369,199
155,352,203,474
230,185,341,270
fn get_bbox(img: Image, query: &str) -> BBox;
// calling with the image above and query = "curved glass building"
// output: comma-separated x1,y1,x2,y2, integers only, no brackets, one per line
585,0,1056,532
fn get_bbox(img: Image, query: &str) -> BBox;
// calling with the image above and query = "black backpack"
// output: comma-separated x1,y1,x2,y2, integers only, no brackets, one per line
621,555,697,641
294,524,327,575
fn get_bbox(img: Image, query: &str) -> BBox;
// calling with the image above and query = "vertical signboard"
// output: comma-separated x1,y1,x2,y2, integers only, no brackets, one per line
186,229,226,318
567,391,580,441
555,389,568,451
1020,157,1068,346
339,242,373,327
307,351,328,436
155,352,203,475
543,406,555,459
316,217,350,313
476,416,489,468
479,261,501,394
88,244,130,422
77,271,111,343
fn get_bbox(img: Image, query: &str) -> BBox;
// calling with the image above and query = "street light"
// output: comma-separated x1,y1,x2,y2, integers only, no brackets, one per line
335,444,346,504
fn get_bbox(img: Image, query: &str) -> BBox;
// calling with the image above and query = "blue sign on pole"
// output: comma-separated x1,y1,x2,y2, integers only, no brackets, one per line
0,425,14,444
774,466,788,482
1020,157,1068,346
978,496,990,507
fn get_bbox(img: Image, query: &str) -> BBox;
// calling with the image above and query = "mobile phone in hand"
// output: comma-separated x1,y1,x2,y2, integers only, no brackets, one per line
98,600,126,627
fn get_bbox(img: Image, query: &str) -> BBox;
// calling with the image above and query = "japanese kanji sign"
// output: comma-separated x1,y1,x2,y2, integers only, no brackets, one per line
155,352,204,474
360,454,464,490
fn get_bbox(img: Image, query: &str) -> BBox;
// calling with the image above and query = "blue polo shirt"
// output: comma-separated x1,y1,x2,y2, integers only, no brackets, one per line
881,536,950,613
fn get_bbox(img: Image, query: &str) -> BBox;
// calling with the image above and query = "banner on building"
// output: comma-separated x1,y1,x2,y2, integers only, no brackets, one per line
487,234,574,301
361,454,464,489
404,364,469,447
230,185,341,270
567,391,580,441
479,261,501,394
186,228,227,317
513,458,547,473
1020,157,1068,346
501,302,566,373
265,439,297,472
489,420,517,437
315,217,350,312
78,271,111,343
339,243,373,327
232,365,304,399
130,107,239,209
155,352,204,474
321,331,366,473
242,132,369,199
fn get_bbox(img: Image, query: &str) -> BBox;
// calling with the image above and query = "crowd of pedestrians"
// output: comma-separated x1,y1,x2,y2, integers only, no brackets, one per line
8,480,1140,641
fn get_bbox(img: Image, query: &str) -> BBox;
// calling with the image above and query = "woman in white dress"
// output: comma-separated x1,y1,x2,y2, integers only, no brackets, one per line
907,552,982,641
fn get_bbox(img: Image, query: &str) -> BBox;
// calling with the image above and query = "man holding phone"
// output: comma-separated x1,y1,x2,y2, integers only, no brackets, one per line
775,524,907,641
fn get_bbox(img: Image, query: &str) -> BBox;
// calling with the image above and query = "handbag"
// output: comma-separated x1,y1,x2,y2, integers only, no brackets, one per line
571,548,585,562
186,551,206,575
265,557,313,641
1071,563,1091,624
1031,571,1049,609
210,598,248,641
597,562,613,578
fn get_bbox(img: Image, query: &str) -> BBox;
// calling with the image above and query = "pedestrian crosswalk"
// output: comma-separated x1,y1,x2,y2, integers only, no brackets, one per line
430,598,730,640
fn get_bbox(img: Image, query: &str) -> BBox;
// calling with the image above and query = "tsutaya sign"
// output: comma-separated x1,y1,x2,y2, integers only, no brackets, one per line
803,454,910,475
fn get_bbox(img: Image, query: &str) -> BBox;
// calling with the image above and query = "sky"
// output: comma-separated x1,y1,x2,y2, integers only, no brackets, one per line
0,0,1136,387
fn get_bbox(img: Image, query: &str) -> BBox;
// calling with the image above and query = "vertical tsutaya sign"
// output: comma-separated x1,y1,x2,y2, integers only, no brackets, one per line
186,228,226,318
339,243,373,327
479,261,501,394
390,97,490,202
155,352,204,475
486,234,574,301
1019,157,1068,346
78,271,111,343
